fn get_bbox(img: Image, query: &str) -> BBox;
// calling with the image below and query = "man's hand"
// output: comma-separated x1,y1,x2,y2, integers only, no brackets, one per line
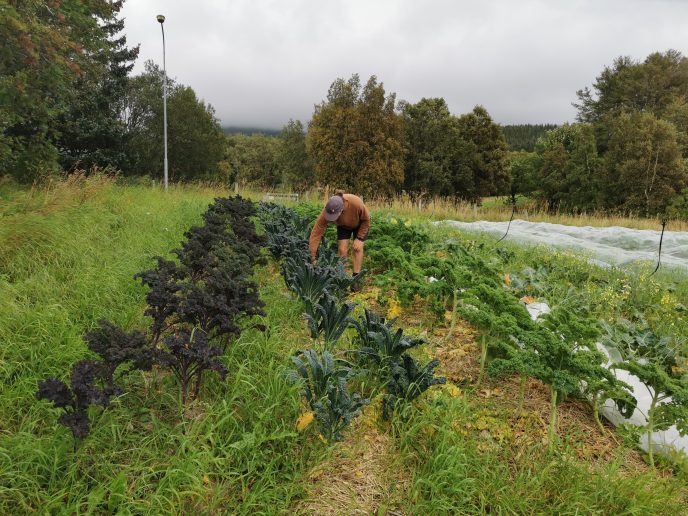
352,238,364,253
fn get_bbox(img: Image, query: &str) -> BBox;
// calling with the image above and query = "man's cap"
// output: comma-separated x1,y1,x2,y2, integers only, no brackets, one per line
324,195,344,221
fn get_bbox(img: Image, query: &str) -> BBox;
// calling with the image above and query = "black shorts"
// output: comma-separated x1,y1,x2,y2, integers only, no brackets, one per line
337,225,364,241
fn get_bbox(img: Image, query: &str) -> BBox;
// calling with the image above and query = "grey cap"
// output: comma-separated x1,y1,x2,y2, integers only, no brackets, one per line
324,195,344,221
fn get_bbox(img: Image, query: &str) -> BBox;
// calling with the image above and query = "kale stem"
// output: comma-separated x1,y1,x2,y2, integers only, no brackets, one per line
518,374,526,413
647,388,659,468
592,393,605,434
548,387,558,450
477,334,488,387
443,289,459,343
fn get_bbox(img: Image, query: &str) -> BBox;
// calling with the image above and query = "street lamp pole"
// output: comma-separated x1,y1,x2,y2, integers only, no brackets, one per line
157,14,168,190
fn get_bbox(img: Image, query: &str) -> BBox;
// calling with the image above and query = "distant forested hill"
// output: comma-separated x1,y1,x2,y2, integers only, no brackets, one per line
222,126,280,136
502,124,558,151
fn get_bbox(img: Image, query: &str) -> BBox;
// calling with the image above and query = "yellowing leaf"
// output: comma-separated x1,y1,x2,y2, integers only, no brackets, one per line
296,411,315,432
390,218,398,225
387,296,402,319
447,385,461,397
520,295,536,304
203,474,210,484
318,433,328,444
504,273,511,286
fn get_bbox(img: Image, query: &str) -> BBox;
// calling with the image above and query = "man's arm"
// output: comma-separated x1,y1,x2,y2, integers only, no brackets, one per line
309,211,329,260
355,204,371,241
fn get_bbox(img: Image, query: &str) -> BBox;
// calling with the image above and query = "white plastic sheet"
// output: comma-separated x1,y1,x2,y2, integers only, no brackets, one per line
437,219,688,270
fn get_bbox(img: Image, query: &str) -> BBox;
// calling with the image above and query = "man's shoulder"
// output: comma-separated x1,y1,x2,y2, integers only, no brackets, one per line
343,193,364,205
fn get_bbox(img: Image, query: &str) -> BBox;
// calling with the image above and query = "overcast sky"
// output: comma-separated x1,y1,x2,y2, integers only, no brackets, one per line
121,0,688,129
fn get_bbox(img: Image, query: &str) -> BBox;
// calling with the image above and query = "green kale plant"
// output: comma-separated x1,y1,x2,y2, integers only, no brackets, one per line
304,297,355,349
283,260,335,316
604,317,688,467
287,349,368,442
363,324,426,372
351,307,398,357
382,354,446,420
489,306,615,449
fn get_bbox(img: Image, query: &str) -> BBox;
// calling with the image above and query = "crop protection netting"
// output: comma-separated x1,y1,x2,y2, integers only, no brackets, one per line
436,219,688,270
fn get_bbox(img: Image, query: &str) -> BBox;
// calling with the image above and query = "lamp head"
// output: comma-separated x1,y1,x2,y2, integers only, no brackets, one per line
156,14,165,24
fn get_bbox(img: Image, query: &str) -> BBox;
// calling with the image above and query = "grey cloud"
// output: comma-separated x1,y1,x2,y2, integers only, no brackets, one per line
122,0,688,128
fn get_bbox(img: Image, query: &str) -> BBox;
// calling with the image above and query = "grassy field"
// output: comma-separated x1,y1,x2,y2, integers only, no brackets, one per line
1,176,686,513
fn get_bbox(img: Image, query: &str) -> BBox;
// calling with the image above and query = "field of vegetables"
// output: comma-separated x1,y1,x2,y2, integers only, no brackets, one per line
1,176,687,513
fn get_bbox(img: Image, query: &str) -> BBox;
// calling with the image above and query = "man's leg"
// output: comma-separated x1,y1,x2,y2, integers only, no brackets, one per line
352,243,363,274
338,239,349,259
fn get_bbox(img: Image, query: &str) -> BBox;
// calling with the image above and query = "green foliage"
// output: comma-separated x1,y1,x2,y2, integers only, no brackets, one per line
602,111,686,216
509,150,541,196
226,132,281,187
382,355,446,420
667,188,688,219
277,119,314,192
1,0,129,181
533,123,602,212
287,349,368,442
124,62,225,181
282,260,335,316
602,316,688,466
363,324,426,369
456,106,511,197
502,124,559,152
304,297,355,349
351,307,398,360
307,74,404,197
54,4,139,172
575,50,688,124
399,97,477,199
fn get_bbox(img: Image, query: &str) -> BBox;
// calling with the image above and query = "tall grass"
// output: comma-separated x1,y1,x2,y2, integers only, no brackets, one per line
0,176,319,512
267,187,688,231
396,399,687,514
1,177,685,513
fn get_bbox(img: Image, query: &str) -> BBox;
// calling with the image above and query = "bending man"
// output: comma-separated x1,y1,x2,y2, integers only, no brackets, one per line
309,190,371,292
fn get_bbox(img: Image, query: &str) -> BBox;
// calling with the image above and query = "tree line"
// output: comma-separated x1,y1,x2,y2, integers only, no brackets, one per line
2,2,687,217
519,50,688,217
1,1,225,184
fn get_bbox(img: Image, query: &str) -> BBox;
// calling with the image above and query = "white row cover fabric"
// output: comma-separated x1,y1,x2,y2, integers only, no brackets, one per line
437,219,688,270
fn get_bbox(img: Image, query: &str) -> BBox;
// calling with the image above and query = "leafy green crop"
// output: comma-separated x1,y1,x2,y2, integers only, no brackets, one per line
603,316,688,467
287,349,368,442
304,297,355,349
36,360,113,440
382,355,446,420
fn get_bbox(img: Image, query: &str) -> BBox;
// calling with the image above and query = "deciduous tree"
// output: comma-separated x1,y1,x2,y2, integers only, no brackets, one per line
124,62,225,181
534,123,601,212
307,74,404,197
602,112,686,215
1,0,126,181
277,119,313,191
400,98,476,199
456,106,510,197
